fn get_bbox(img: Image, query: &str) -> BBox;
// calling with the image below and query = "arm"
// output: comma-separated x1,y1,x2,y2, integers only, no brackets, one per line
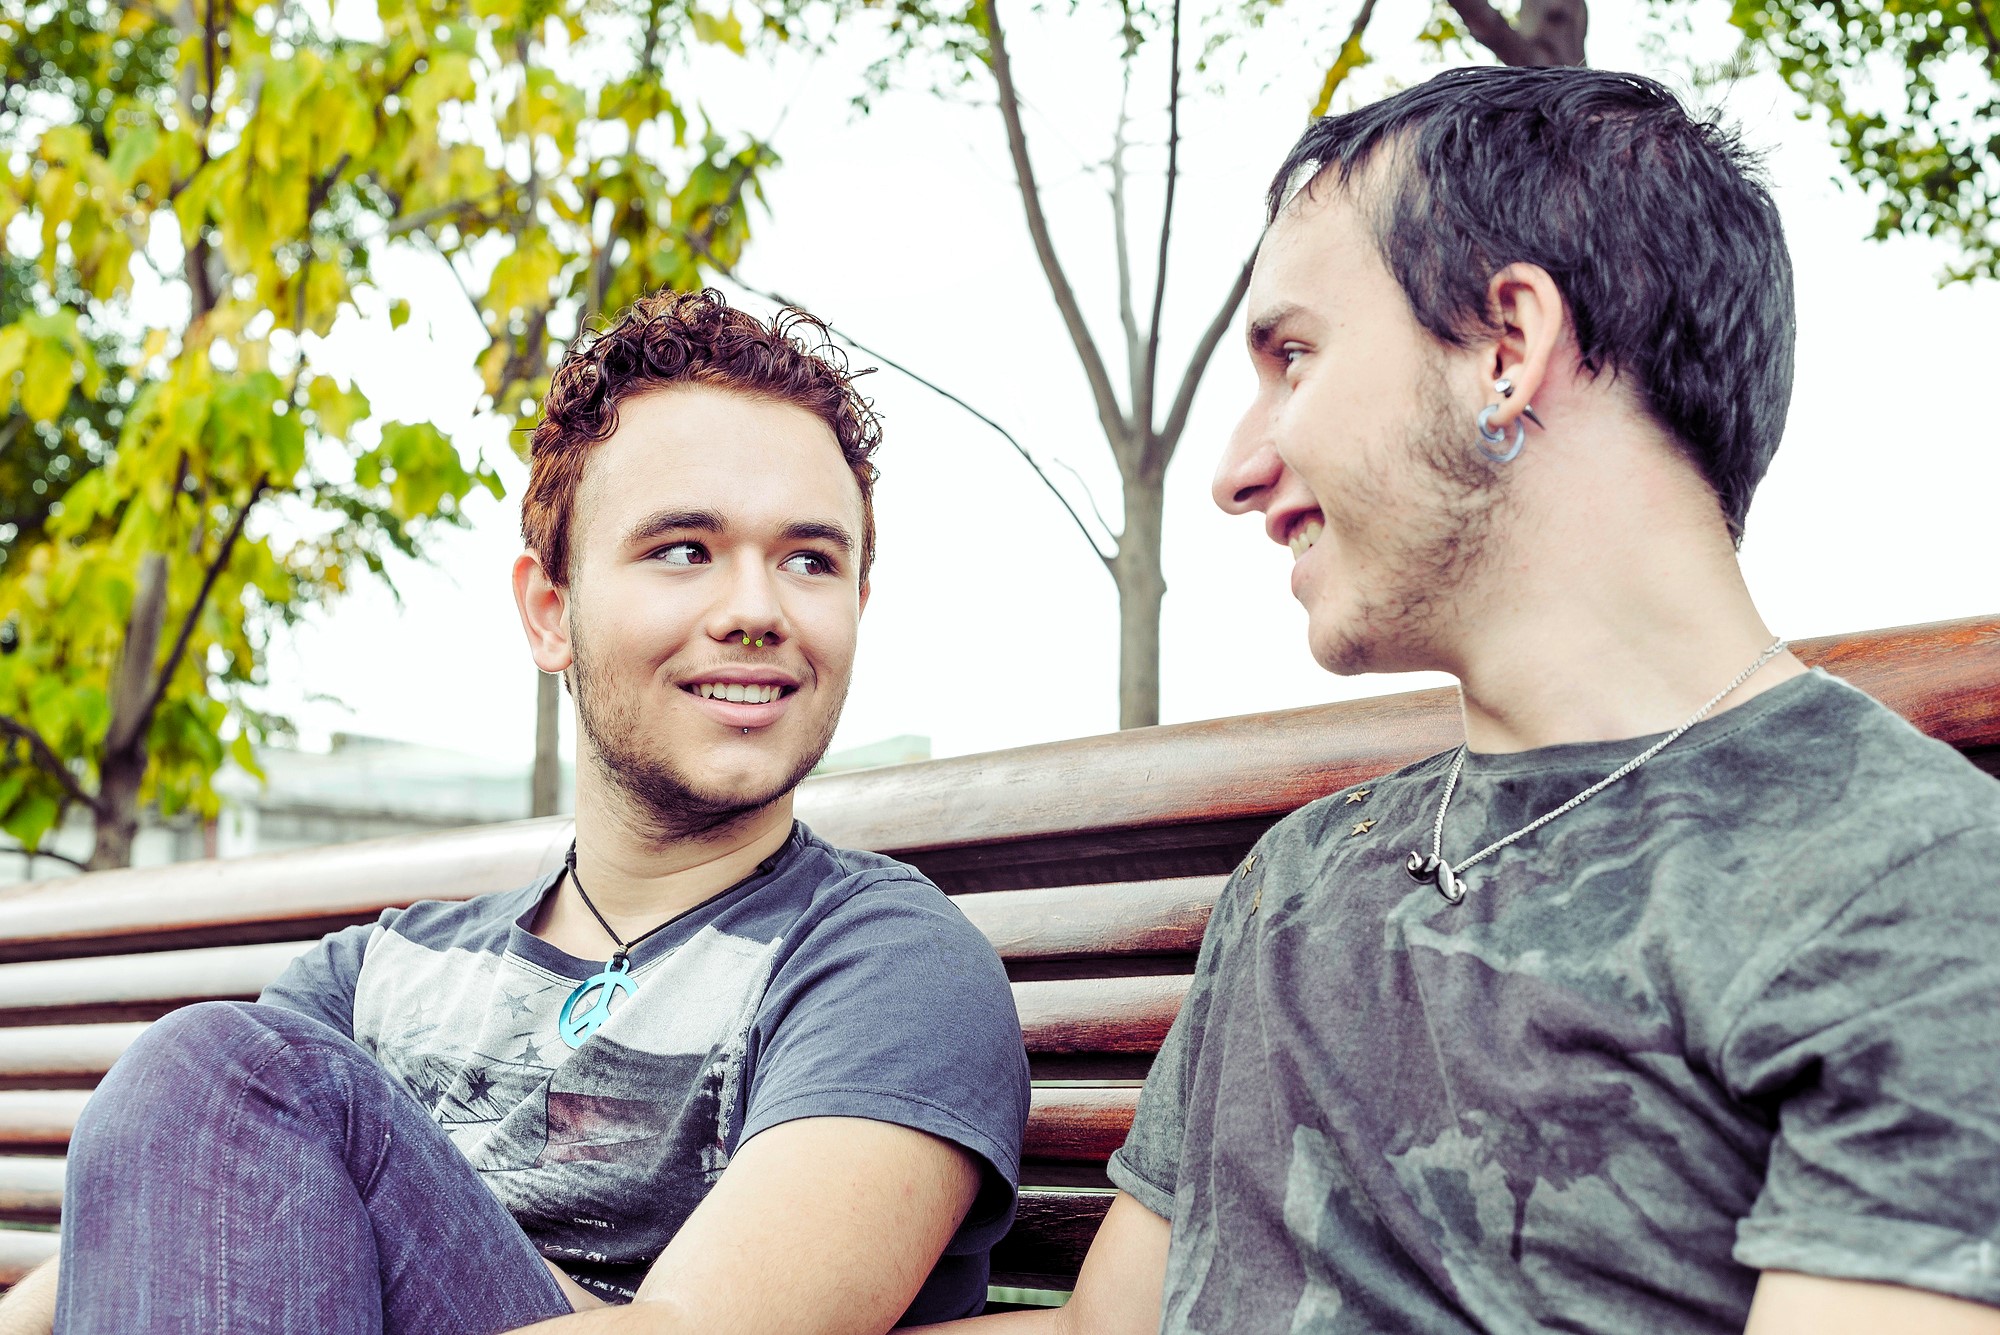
0,1257,57,1335
1746,1272,2000,1333
509,1114,980,1334
912,1192,1169,1335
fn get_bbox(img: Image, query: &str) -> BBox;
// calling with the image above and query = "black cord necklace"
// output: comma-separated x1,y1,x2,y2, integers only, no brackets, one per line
554,842,689,1050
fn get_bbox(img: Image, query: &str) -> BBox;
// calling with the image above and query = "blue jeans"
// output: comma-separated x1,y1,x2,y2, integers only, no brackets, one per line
55,1002,575,1334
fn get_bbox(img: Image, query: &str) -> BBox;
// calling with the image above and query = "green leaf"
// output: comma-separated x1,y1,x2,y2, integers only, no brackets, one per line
228,729,266,781
692,11,747,54
388,299,411,330
1,794,58,850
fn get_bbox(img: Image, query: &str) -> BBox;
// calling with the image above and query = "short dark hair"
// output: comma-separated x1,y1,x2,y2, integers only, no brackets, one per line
1271,66,1794,539
525,288,882,583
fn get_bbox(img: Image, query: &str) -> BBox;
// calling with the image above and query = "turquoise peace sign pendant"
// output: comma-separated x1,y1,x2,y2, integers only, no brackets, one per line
559,955,638,1049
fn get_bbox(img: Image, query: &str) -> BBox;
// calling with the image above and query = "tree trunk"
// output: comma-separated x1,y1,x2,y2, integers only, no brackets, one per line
531,671,562,817
90,553,169,871
1111,469,1167,731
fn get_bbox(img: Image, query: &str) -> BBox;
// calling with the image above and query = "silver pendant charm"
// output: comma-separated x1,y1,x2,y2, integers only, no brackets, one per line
1405,852,1466,905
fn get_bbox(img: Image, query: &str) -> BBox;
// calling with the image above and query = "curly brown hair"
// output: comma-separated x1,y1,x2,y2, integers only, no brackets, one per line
523,288,882,584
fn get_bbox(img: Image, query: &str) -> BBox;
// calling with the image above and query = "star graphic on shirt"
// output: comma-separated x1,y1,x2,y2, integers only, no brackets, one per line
462,1066,495,1104
515,1038,548,1066
502,991,536,1019
413,1073,447,1111
1345,788,1372,804
1349,819,1376,837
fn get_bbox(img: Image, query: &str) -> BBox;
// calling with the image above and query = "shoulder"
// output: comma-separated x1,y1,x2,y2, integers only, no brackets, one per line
785,823,970,927
770,824,1007,980
1715,672,2000,894
1251,748,1459,873
365,875,554,951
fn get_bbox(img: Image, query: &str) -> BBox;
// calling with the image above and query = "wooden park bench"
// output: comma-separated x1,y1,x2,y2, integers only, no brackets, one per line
0,616,1992,1303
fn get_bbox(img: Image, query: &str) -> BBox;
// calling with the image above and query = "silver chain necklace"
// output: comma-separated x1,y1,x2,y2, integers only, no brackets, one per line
1406,637,1789,905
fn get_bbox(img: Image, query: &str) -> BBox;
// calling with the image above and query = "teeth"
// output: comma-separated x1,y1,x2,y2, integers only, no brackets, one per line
1288,518,1325,559
694,683,783,704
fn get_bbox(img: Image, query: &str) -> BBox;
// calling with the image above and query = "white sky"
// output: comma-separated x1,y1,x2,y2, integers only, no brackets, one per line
266,0,2000,769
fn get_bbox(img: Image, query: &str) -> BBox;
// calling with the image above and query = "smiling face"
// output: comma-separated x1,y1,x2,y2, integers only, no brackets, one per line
1212,184,1507,676
555,383,867,836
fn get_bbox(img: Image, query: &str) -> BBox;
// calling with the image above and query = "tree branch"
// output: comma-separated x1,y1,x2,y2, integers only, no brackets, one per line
1970,0,2000,74
1110,27,1143,416
981,0,1131,451
1138,0,1182,436
0,716,101,815
138,477,266,736
1449,0,1586,66
827,324,1117,568
1443,0,1540,66
1150,250,1255,474
22,847,89,873
712,268,1117,568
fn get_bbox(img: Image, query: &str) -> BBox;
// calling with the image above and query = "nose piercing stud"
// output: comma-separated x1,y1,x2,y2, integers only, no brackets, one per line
740,635,765,647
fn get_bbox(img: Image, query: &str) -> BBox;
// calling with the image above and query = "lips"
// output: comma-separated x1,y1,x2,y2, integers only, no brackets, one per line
679,672,800,731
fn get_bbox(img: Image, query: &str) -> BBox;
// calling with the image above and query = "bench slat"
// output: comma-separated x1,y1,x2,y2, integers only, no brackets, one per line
0,619,1984,962
0,1227,55,1285
0,1094,89,1151
0,1086,1142,1166
959,879,1217,972
0,1027,150,1090
0,884,1216,1029
0,1196,1110,1295
0,978,1187,1087
0,943,312,1027
0,1159,63,1224
990,1189,1114,1290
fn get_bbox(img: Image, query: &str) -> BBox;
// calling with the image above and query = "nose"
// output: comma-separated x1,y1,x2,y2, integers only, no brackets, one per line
1212,403,1284,517
706,553,788,649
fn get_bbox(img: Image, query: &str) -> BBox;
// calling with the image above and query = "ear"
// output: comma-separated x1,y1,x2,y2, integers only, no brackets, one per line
857,577,871,618
512,551,574,673
1482,262,1565,432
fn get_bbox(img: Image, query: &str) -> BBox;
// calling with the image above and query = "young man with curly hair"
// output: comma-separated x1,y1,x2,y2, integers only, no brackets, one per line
928,66,2000,1335
5,290,1029,1335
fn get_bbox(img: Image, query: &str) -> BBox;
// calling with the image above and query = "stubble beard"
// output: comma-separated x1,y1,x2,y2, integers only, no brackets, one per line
1319,354,1506,676
567,614,848,844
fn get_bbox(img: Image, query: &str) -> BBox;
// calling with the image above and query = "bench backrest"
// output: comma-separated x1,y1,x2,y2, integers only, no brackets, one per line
0,617,1992,1292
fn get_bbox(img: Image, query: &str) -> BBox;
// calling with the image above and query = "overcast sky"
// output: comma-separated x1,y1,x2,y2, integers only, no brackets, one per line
268,0,2000,770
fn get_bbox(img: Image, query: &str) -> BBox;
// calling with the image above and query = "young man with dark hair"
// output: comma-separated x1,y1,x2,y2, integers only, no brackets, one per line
928,66,2000,1334
1,289,1030,1334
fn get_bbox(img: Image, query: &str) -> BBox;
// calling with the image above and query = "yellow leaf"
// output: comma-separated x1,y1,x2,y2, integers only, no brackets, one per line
20,335,78,423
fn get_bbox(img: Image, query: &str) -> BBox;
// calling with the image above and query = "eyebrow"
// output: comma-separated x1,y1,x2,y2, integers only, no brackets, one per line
623,509,724,548
622,509,856,556
1247,303,1306,354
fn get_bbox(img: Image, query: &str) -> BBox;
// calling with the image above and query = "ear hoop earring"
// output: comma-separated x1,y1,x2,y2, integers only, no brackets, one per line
1475,405,1526,463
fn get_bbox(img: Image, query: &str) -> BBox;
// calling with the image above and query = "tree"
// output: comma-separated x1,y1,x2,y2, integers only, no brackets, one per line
1715,0,1999,282
862,0,1989,730
0,0,777,868
853,0,1581,730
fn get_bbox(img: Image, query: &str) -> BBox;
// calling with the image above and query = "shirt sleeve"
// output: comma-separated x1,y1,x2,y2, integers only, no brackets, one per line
1106,854,1258,1222
741,876,1030,1255
257,915,386,1038
1723,823,2000,1305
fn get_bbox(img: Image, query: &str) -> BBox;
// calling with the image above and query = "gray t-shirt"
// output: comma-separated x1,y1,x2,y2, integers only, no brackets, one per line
263,821,1029,1322
1109,671,2000,1333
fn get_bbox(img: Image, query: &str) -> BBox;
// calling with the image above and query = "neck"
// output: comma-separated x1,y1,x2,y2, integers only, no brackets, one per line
1440,462,1803,754
553,761,796,948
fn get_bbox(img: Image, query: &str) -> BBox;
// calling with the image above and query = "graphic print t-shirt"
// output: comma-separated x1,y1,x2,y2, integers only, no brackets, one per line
261,822,1029,1321
1109,670,2000,1333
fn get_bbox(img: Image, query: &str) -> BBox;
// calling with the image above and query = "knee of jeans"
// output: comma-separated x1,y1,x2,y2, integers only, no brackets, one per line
84,1002,348,1124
